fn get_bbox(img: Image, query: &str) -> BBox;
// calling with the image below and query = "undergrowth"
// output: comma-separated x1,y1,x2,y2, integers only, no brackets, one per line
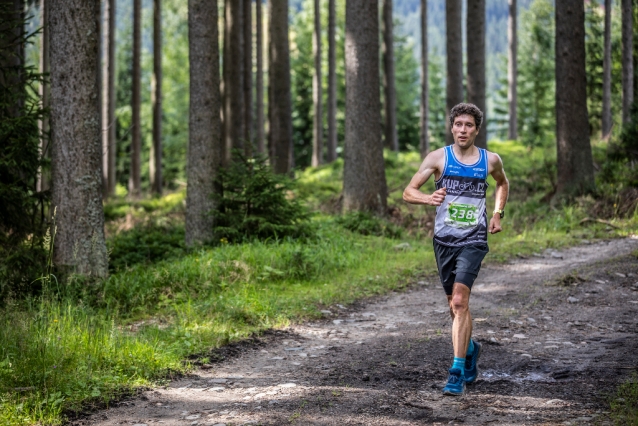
1,139,637,425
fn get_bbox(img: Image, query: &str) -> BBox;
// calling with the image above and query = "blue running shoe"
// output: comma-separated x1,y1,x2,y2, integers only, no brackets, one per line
442,368,466,396
465,339,482,384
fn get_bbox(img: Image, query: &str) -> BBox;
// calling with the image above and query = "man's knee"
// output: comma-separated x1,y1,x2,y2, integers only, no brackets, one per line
450,284,470,313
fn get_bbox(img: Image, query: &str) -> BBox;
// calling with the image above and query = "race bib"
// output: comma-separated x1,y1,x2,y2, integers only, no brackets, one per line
444,202,480,228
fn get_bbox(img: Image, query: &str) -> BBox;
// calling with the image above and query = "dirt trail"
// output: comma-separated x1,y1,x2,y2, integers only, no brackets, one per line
75,237,638,426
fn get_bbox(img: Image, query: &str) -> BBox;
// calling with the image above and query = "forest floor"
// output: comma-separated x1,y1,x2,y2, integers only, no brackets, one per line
71,237,638,426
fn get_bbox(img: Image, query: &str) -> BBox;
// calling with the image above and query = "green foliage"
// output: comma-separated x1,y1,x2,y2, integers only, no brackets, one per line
0,5,48,299
427,49,447,149
213,154,311,242
394,27,421,151
601,102,638,189
609,374,638,425
516,0,556,148
107,223,186,272
336,212,403,239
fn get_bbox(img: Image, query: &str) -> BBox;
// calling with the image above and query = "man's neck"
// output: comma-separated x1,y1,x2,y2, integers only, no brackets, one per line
453,143,478,162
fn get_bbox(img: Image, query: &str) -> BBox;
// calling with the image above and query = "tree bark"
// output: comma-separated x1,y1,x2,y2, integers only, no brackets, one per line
555,0,594,197
243,0,252,155
256,0,265,154
37,0,51,193
49,0,108,277
129,0,141,196
621,0,634,123
223,0,244,165
101,0,115,198
507,0,517,140
602,0,612,138
420,0,428,159
382,0,398,152
326,0,337,163
186,0,221,246
268,0,292,174
311,0,323,166
150,0,162,195
467,0,486,149
343,0,387,214
445,0,463,145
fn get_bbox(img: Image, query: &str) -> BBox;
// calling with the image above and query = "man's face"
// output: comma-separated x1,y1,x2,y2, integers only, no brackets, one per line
451,114,479,149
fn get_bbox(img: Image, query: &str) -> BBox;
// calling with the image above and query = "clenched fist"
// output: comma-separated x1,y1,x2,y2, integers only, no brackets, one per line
429,187,447,206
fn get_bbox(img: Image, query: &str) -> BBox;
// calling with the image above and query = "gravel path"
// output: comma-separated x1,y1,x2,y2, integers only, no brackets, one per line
74,237,638,425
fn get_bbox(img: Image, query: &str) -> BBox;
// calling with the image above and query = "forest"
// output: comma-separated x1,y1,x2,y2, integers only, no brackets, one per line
1,0,638,424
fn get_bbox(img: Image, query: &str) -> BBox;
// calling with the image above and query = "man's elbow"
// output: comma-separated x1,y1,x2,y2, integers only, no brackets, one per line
403,188,413,203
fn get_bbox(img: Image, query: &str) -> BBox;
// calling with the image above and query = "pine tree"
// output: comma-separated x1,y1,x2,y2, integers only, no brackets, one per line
445,0,463,145
420,0,428,158
223,0,245,165
268,0,293,174
130,0,141,196
507,0,517,140
256,0,265,154
186,0,221,245
621,0,633,123
343,0,387,214
311,0,323,166
602,0,612,138
49,0,108,276
555,0,595,196
382,0,398,152
326,0,337,162
467,0,486,148
150,0,163,195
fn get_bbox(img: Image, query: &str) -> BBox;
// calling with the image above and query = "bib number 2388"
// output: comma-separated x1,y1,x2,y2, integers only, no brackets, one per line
446,203,479,227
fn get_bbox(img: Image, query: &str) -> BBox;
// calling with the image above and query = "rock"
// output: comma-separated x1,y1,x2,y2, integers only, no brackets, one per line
336,304,346,310
269,356,284,360
567,297,579,303
284,347,304,351
544,345,559,349
297,353,308,357
521,354,532,358
417,280,426,285
527,317,536,322
393,243,411,250
278,383,297,388
490,337,498,343
513,334,527,339
333,319,343,325
551,252,564,259
320,310,332,315
254,393,266,399
596,280,606,284
615,272,627,278
209,387,225,392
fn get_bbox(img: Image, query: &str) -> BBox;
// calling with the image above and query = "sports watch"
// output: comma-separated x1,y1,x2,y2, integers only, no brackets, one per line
493,209,505,219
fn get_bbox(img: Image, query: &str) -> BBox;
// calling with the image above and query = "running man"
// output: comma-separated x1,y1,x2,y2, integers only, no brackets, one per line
403,103,509,395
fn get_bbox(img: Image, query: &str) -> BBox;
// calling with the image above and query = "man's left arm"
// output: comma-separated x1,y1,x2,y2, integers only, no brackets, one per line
488,153,509,234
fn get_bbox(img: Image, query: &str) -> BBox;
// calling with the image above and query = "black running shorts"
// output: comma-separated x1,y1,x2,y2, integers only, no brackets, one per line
433,241,489,295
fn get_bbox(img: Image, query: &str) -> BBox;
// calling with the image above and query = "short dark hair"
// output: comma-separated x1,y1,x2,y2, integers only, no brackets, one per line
449,103,483,128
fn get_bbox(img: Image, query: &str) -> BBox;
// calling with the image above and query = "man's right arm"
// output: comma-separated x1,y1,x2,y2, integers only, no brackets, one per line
403,149,447,206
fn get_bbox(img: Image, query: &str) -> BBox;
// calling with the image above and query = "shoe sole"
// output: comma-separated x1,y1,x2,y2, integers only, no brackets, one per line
466,341,482,385
442,388,465,396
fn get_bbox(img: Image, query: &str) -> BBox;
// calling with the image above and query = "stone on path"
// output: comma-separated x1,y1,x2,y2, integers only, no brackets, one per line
568,297,579,303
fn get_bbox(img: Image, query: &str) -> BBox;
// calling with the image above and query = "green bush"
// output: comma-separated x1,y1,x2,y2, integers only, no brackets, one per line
336,211,403,239
107,223,186,272
213,153,312,242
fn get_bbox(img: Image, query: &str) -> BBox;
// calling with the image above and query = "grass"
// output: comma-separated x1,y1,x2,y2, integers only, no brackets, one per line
610,374,638,425
1,141,637,425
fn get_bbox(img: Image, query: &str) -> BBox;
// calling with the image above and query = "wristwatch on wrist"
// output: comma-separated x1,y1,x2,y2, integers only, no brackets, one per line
493,209,505,219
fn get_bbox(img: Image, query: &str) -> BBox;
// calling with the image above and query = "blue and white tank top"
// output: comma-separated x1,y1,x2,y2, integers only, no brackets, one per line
433,145,489,247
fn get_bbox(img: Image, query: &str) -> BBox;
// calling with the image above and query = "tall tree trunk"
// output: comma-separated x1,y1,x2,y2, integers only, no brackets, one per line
343,0,387,214
186,0,221,246
326,0,337,163
49,0,108,277
555,0,594,197
467,0,486,149
268,0,292,174
419,0,428,158
101,0,115,197
243,0,252,155
130,0,141,196
150,0,162,195
223,0,244,165
382,0,398,152
311,0,323,166
621,0,634,123
507,0,517,140
602,0,612,138
445,0,463,145
256,0,265,154
37,0,51,193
